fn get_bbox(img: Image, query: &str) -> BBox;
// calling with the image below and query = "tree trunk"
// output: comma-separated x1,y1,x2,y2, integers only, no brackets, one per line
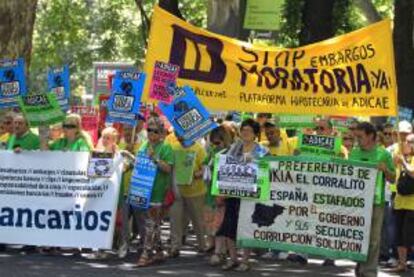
299,0,335,45
0,0,38,70
393,0,414,109
159,0,183,19
207,0,249,40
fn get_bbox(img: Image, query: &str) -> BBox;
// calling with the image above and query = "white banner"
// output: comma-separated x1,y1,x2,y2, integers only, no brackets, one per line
0,151,122,249
237,157,378,261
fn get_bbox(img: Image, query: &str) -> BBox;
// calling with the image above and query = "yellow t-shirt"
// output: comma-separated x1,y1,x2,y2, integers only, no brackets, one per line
169,137,207,198
261,138,293,156
394,157,414,210
0,133,9,143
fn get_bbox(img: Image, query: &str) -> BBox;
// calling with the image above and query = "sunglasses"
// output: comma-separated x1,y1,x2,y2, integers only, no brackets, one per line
211,140,222,146
383,132,392,136
314,126,326,131
147,128,160,134
63,124,77,129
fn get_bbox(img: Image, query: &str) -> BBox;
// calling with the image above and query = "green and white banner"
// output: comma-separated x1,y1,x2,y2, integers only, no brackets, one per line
297,133,343,156
275,115,316,129
211,154,270,201
237,156,378,262
18,93,65,127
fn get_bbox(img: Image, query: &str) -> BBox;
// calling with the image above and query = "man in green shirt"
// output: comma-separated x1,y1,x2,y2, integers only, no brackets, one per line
7,114,40,151
350,122,395,277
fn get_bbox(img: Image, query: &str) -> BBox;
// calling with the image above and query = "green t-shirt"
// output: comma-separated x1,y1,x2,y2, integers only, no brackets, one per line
7,132,40,150
49,137,91,152
138,140,173,204
349,145,395,206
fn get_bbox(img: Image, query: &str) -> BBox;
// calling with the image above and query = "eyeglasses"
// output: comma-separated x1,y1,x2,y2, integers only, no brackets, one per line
343,137,353,141
383,132,392,137
63,124,77,129
314,126,326,131
147,128,160,134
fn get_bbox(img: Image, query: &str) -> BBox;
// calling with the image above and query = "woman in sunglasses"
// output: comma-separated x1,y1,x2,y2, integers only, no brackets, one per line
48,114,93,151
136,117,173,267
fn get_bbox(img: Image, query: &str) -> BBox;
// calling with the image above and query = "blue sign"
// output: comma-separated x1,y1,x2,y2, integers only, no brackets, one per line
106,71,145,126
158,86,218,147
389,106,413,125
48,64,70,111
0,58,27,108
128,151,157,210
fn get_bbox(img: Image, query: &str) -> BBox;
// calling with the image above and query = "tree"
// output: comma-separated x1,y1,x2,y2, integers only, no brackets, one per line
299,0,335,45
393,0,414,109
0,0,38,70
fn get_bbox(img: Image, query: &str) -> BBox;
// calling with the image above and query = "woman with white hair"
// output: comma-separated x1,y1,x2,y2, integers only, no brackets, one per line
48,113,93,151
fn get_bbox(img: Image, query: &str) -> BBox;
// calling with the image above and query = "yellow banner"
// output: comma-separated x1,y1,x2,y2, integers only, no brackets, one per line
144,6,397,116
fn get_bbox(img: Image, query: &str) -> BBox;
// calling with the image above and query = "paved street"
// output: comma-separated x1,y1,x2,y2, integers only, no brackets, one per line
1,245,412,277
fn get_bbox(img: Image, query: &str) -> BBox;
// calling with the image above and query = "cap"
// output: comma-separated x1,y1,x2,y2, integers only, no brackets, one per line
398,120,412,133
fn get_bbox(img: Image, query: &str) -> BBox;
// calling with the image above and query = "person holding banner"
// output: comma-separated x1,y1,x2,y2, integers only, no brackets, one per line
7,113,40,151
216,118,268,271
350,122,395,277
3,113,40,253
47,114,93,151
136,117,173,267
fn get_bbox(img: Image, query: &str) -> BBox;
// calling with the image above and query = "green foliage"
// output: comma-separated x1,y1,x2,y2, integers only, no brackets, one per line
30,0,206,97
277,0,305,47
332,0,365,35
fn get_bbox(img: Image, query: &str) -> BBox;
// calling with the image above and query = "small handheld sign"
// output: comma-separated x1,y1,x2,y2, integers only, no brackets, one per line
106,71,146,126
128,151,157,210
158,86,218,147
18,93,65,127
149,61,179,104
48,65,70,111
87,151,114,178
0,58,27,108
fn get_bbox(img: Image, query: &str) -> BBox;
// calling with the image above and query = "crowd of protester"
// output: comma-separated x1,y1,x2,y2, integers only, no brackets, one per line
0,110,413,276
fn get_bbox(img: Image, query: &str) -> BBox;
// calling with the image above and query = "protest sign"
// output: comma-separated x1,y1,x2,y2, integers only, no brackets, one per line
48,65,70,111
244,0,284,31
237,156,378,261
92,62,135,95
0,151,122,249
144,6,397,116
149,61,180,103
18,93,65,127
158,86,218,147
87,151,114,178
128,151,157,210
297,133,343,156
0,58,27,108
174,150,196,185
275,115,316,129
211,154,270,201
71,106,99,145
106,71,146,126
